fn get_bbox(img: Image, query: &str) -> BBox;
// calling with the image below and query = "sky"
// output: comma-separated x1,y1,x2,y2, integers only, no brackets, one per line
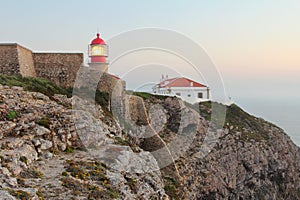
1,0,300,143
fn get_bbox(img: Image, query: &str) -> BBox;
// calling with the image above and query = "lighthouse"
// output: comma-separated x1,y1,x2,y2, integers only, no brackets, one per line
88,33,108,72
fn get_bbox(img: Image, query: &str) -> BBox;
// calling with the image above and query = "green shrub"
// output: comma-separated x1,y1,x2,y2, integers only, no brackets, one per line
36,188,43,200
114,136,130,146
132,91,167,101
36,117,51,129
241,131,270,142
0,74,71,98
297,189,300,198
20,168,44,179
124,176,137,193
132,92,152,99
19,156,28,165
66,146,74,153
62,171,69,176
0,75,111,112
226,104,269,142
72,87,110,110
8,189,31,200
61,160,119,199
6,110,17,121
50,147,59,155
16,177,26,186
95,90,109,109
163,176,180,199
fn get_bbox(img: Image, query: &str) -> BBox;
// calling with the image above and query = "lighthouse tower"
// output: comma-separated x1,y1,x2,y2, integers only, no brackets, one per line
88,33,108,72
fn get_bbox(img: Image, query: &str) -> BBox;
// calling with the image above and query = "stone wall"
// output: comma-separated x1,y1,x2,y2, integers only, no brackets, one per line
17,45,36,77
33,53,83,88
0,44,20,76
0,44,126,116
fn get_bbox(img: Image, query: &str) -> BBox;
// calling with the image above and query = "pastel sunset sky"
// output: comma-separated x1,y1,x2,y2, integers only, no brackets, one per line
1,0,299,143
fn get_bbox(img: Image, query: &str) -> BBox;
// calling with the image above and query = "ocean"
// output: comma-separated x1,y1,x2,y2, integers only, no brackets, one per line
236,97,300,147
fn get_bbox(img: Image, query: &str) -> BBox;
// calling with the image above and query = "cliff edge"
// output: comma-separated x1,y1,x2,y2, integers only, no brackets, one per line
0,75,300,200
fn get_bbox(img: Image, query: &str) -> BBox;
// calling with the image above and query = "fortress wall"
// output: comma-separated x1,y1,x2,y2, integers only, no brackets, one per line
0,44,20,76
17,45,36,77
0,43,126,119
33,53,83,88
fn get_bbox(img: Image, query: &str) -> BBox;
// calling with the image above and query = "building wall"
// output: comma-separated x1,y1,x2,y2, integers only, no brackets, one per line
33,53,83,88
154,86,210,104
0,44,20,76
17,45,36,77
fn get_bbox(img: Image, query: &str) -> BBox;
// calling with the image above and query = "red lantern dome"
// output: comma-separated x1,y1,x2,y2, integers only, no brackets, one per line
88,33,108,64
90,33,106,45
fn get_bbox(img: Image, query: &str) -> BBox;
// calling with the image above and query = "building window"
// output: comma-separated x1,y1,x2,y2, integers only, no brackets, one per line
187,94,191,97
176,93,181,96
198,92,203,98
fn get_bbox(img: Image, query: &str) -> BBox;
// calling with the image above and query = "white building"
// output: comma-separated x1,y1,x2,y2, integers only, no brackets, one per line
152,76,210,104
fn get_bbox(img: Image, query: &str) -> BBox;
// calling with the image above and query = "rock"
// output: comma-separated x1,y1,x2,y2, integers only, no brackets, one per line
14,144,38,166
5,177,18,187
0,167,11,177
6,162,22,177
59,143,67,151
0,81,300,200
5,137,24,149
40,139,53,150
149,104,167,133
0,121,16,136
43,152,53,159
11,86,23,91
31,92,50,101
67,133,72,140
32,139,41,147
0,190,16,200
34,125,51,136
66,140,72,146
58,129,65,134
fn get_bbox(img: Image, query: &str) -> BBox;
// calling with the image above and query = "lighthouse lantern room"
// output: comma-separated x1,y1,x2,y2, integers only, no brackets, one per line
88,33,109,72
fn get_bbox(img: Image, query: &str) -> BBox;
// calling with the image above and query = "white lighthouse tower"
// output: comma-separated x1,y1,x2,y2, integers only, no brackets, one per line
88,33,109,72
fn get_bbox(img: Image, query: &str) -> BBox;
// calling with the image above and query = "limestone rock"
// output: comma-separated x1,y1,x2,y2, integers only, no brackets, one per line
34,125,51,136
39,139,53,150
0,190,16,200
0,121,16,137
0,82,300,200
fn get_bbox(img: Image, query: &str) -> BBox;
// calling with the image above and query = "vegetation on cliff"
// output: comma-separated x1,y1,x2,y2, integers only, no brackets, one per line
0,75,300,199
0,74,109,110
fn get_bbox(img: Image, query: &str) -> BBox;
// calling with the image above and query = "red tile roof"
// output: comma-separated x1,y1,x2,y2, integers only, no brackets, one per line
158,77,207,88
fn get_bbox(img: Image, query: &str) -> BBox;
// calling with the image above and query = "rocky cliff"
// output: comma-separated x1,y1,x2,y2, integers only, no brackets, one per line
0,75,300,200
